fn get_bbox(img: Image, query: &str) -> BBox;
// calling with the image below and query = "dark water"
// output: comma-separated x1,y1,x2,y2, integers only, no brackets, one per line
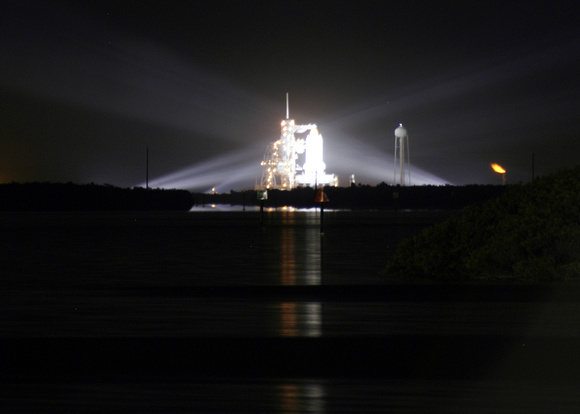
2,209,579,413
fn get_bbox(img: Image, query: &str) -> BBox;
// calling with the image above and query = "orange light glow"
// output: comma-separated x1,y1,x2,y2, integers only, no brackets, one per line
491,163,506,174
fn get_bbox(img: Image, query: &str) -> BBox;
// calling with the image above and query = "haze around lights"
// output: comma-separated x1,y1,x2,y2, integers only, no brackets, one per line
1,2,578,190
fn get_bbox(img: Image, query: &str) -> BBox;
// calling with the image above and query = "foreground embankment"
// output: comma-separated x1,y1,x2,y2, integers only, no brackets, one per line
385,167,580,282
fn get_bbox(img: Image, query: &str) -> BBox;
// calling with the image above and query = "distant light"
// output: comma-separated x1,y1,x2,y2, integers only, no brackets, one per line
491,163,506,174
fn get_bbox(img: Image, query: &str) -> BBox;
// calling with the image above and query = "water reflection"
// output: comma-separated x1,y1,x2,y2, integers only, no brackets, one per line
279,302,322,337
279,211,322,285
303,225,323,285
278,381,325,414
280,222,297,285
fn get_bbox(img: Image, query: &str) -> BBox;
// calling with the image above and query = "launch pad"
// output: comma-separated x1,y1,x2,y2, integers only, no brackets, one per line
258,95,337,190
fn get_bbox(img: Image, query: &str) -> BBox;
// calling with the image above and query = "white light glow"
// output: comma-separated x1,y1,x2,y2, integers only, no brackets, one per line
140,145,262,192
303,128,325,175
259,105,337,189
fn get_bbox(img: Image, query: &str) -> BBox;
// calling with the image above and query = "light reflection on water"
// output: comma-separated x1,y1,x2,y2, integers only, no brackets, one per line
279,382,325,414
278,211,322,286
0,209,436,286
3,211,580,412
4,378,580,413
279,302,322,337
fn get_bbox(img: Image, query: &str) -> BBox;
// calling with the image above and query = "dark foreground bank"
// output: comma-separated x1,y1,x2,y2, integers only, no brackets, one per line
385,166,580,282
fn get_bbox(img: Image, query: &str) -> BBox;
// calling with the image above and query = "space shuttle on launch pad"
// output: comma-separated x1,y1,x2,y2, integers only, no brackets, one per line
258,93,337,190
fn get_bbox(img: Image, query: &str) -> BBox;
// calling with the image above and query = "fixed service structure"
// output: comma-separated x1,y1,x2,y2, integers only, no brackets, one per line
258,95,337,190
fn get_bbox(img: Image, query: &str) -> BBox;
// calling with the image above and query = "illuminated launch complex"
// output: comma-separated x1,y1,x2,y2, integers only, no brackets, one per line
258,94,337,190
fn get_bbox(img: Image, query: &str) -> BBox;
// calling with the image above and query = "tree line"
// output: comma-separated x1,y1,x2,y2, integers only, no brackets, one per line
0,182,194,211
199,183,507,210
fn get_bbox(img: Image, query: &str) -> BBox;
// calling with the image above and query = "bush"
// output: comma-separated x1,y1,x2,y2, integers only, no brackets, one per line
384,166,580,282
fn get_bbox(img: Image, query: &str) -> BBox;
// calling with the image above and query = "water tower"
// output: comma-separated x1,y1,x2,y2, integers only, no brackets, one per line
393,123,410,186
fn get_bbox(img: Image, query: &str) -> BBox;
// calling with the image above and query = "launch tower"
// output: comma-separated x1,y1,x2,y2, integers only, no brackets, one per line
259,94,337,190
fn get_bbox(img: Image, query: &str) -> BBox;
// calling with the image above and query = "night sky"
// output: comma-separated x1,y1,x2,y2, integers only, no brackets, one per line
1,1,578,191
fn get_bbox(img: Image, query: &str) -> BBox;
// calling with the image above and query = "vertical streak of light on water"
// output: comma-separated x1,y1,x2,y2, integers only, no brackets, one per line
279,303,322,337
278,211,322,286
278,382,326,414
